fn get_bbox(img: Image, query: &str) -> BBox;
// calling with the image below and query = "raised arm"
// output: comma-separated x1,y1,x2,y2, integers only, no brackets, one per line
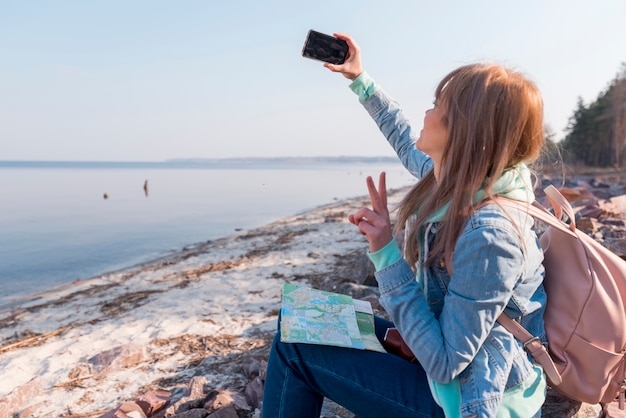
324,33,433,179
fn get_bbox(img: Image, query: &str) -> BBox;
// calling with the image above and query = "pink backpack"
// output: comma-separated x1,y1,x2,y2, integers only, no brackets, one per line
498,185,626,408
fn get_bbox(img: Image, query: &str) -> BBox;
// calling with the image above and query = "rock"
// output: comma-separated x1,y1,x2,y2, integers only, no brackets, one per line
608,195,626,217
578,205,605,219
604,237,626,258
12,403,47,418
321,399,355,418
558,187,597,203
165,376,210,414
171,409,209,418
589,178,611,188
88,344,144,375
207,405,239,418
602,218,625,227
118,401,148,418
243,377,264,409
185,376,209,400
204,389,250,415
335,282,379,302
0,377,43,418
136,390,171,416
241,358,262,379
102,373,260,418
333,249,377,287
541,389,602,417
101,401,150,418
258,359,268,381
576,217,600,234
101,409,132,418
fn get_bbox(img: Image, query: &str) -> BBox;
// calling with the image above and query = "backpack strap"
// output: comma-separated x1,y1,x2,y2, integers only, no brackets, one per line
491,185,577,386
497,313,562,385
495,185,577,237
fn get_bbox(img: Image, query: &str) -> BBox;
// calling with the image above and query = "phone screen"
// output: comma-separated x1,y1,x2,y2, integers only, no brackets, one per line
301,30,348,65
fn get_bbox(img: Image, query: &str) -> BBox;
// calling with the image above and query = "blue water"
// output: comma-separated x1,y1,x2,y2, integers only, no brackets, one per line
0,159,415,306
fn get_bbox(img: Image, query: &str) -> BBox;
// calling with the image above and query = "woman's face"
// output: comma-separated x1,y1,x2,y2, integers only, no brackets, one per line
416,104,448,162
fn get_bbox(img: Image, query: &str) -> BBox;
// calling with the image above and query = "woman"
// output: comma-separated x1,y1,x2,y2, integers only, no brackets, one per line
262,33,547,417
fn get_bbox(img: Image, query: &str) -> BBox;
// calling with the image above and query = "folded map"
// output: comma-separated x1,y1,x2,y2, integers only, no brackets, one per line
280,283,386,352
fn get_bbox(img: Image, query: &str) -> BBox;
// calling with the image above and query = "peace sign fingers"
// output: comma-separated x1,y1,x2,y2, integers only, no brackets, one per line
366,172,388,213
349,172,393,253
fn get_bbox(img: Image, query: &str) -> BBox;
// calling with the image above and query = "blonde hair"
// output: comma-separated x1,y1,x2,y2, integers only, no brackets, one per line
396,63,544,268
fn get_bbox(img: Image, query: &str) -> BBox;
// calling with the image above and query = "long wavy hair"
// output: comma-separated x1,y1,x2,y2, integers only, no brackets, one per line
395,63,545,269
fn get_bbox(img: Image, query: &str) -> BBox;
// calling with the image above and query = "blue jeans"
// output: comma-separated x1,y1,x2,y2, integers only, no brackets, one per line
262,316,445,418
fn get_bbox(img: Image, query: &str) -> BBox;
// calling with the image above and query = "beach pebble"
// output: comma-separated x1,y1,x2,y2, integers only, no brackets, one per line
243,377,264,409
87,343,145,375
136,390,171,416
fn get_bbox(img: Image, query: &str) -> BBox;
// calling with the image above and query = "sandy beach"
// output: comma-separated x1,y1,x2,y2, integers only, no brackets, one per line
0,187,408,417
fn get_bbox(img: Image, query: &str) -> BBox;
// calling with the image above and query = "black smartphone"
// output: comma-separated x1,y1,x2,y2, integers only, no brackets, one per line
301,30,348,65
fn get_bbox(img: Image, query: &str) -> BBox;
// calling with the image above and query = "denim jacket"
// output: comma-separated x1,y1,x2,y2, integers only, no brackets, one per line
363,88,547,417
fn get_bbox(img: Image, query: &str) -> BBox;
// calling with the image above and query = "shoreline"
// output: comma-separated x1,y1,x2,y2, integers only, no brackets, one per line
0,183,401,315
0,188,408,417
0,159,417,305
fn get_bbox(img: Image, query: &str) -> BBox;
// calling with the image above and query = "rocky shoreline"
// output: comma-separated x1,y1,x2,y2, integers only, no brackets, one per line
2,172,626,418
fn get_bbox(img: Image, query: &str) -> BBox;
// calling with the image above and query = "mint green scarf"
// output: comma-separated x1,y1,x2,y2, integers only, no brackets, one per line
427,163,535,223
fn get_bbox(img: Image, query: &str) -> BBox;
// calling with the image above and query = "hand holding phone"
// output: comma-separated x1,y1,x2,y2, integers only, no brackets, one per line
301,30,349,65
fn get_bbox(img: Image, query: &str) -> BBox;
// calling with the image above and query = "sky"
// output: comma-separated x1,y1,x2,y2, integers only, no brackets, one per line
1,0,625,162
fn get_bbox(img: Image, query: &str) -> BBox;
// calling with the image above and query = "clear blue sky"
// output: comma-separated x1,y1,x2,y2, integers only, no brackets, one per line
1,0,625,161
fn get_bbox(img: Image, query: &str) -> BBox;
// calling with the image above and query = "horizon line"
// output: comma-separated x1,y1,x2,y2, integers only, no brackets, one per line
0,156,400,164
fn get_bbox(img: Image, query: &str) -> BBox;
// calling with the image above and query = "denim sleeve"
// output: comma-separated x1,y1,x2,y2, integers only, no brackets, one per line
361,89,434,179
377,222,525,384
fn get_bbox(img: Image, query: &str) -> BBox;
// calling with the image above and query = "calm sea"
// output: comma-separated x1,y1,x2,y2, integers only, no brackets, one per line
0,159,415,307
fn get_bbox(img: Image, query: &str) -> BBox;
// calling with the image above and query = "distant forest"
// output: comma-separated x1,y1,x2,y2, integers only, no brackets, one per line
553,63,626,168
